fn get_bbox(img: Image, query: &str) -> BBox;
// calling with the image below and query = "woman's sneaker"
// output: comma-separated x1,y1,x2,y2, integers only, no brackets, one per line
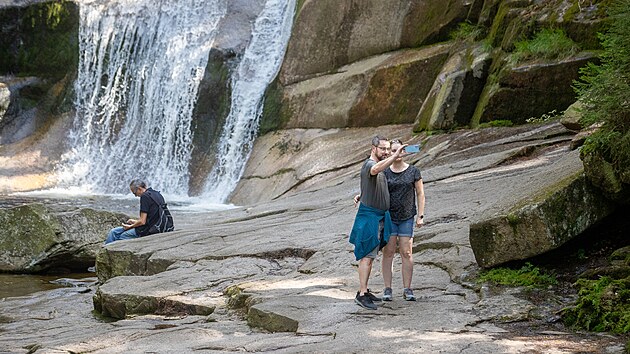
382,287,393,301
355,291,377,310
403,288,416,301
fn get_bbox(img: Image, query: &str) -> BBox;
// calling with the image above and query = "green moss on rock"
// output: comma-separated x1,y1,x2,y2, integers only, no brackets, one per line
0,0,79,78
0,203,61,272
259,79,293,134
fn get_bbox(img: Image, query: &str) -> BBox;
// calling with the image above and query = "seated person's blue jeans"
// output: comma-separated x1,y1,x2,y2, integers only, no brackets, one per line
105,226,138,244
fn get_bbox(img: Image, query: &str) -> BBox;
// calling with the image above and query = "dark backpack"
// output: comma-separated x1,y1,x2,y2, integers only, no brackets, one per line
145,192,174,235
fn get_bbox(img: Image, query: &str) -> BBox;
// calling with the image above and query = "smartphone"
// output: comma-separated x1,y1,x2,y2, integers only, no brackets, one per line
404,144,421,153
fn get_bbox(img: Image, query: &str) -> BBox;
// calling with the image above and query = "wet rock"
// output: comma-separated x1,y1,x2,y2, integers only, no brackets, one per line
0,82,9,122
188,49,235,196
0,1,79,79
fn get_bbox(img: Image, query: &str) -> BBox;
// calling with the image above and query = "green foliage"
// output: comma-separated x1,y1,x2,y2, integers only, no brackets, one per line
478,120,514,128
478,262,557,288
512,28,580,63
563,276,630,333
449,21,485,42
526,109,560,124
573,0,630,182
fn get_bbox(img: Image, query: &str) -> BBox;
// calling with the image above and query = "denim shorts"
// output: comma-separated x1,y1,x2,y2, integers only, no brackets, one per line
391,217,414,237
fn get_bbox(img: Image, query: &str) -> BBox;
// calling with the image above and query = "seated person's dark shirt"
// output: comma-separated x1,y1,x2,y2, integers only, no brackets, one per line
135,188,166,236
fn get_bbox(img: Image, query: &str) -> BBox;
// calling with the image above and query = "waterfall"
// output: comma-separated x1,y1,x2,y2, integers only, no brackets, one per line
59,0,295,202
202,0,296,203
60,0,227,195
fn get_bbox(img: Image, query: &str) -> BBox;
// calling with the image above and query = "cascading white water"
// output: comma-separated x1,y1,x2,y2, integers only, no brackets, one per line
59,0,227,195
203,0,296,203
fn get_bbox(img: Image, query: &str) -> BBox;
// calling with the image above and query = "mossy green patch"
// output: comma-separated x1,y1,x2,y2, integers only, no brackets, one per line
563,276,630,333
477,119,514,128
478,262,557,288
259,79,293,134
0,203,61,272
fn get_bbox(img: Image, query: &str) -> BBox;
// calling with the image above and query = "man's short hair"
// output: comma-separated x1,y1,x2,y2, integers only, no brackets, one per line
372,135,388,147
129,179,147,190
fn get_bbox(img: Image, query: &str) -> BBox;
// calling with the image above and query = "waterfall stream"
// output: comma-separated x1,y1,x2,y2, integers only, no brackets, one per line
203,0,296,202
60,0,294,202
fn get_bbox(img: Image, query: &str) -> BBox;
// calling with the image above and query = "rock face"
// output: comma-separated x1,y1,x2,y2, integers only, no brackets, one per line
230,125,422,205
0,203,128,272
474,52,598,125
415,45,491,131
279,0,476,85
469,171,616,268
262,44,450,132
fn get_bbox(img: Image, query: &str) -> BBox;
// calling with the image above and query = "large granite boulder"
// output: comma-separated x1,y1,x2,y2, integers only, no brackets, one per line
469,172,616,268
473,52,598,126
279,0,476,85
414,45,491,131
260,44,450,132
0,203,128,273
581,150,630,205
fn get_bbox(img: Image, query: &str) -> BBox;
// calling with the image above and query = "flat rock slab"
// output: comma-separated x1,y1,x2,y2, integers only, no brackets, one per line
0,123,625,353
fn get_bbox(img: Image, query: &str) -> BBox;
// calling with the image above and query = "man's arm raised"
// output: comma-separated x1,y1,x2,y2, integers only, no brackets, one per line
370,145,407,175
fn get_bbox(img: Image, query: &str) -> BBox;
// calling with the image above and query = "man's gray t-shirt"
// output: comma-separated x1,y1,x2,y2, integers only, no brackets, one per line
360,158,390,211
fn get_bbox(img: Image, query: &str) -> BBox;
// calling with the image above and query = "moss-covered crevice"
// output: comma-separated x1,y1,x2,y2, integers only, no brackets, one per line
0,0,79,79
259,78,293,135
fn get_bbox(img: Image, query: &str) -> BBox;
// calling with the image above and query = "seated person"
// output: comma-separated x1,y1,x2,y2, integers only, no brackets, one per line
105,179,173,244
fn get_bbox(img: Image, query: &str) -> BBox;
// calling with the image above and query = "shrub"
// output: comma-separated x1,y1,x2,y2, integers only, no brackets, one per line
574,0,630,183
450,21,485,42
512,28,580,62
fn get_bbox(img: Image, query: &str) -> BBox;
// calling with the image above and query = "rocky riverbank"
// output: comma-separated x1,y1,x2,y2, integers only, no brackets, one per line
1,122,627,353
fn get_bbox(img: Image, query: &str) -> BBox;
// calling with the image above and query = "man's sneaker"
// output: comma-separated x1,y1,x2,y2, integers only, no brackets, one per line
382,287,393,301
355,292,377,310
365,289,382,302
403,288,416,301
